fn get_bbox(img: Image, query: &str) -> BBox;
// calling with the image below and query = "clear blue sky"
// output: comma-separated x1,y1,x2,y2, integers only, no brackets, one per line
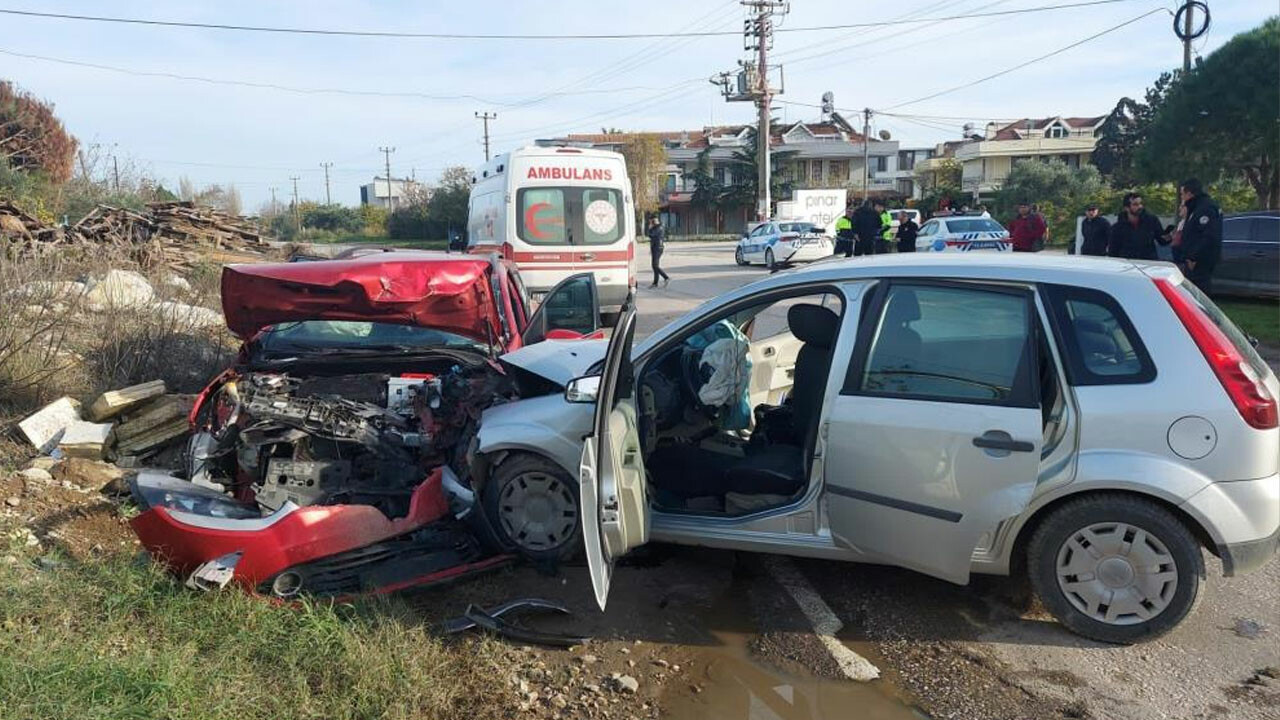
1,0,1270,210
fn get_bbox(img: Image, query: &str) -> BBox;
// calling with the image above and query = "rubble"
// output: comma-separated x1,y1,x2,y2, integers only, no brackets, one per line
56,420,113,459
16,383,194,466
16,397,82,453
84,269,156,311
87,380,166,422
111,395,193,457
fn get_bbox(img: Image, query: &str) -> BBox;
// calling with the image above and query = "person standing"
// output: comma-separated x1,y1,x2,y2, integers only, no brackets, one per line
1079,204,1111,256
1107,192,1166,260
876,201,893,254
646,217,670,287
834,206,856,258
1178,178,1222,294
1008,202,1047,252
853,199,880,257
895,211,919,253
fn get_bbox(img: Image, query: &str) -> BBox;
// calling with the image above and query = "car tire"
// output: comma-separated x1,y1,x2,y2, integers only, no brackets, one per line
735,246,748,266
1027,494,1204,644
765,248,777,272
482,453,581,564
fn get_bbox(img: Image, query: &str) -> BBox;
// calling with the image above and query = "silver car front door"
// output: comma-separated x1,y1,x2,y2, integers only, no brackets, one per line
579,299,647,610
823,280,1043,584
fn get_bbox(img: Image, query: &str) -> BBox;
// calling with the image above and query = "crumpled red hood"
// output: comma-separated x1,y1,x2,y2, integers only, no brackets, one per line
221,254,504,343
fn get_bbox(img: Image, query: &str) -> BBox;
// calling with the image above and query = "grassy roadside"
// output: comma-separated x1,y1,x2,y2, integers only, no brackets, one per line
1218,298,1280,345
0,542,517,720
309,234,451,251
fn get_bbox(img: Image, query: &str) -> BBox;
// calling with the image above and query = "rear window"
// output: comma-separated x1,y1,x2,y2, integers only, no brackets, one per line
516,186,624,246
779,223,820,234
946,218,1005,234
1175,281,1270,380
1042,285,1156,385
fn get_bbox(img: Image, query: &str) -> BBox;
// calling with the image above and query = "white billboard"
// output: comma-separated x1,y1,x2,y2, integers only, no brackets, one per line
790,189,849,235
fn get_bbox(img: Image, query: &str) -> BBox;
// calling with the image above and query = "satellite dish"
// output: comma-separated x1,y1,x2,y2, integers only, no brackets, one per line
963,122,975,134
820,91,835,121
878,130,891,140
821,91,834,103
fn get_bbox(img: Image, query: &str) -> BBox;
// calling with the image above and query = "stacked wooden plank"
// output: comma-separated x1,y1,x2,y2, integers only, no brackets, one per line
0,201,72,255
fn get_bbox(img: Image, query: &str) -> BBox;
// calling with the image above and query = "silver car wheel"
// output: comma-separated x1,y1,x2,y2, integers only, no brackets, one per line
497,470,578,552
1055,521,1179,626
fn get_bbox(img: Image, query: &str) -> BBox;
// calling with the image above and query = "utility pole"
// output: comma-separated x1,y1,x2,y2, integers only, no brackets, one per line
1174,1,1208,73
475,112,497,162
289,176,301,232
862,108,871,203
112,155,120,192
713,2,787,221
269,187,278,215
378,146,396,210
319,162,333,205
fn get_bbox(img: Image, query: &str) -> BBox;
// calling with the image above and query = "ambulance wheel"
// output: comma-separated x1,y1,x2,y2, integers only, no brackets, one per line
484,453,581,563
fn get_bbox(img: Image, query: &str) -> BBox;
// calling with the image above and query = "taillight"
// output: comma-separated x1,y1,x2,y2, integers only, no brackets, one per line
1155,278,1278,430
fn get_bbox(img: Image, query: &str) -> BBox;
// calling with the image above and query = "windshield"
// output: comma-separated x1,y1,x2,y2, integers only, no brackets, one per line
516,186,625,246
253,320,486,355
947,218,1005,233
779,223,821,234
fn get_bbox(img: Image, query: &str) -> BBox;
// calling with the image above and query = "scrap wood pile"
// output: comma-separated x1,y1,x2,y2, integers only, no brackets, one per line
1,200,273,269
17,380,194,466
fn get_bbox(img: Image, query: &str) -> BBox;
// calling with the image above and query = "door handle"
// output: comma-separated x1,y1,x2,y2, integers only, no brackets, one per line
972,431,1034,453
1250,251,1265,258
581,253,596,262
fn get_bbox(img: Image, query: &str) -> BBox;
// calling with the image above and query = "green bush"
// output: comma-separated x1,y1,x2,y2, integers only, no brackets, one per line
302,204,364,233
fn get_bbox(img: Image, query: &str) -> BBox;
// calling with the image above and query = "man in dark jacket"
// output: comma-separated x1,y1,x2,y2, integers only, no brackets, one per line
646,217,669,287
1008,202,1047,252
1107,192,1166,260
1178,178,1222,293
895,211,919,253
853,199,880,257
1079,204,1110,256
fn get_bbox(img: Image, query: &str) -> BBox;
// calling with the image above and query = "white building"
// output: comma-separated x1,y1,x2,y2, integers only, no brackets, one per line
359,177,419,209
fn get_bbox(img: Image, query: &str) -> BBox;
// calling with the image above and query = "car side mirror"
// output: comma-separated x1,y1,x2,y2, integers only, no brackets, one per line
565,375,601,403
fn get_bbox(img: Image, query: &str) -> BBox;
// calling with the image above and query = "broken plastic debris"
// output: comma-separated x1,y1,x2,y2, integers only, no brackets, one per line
185,551,243,592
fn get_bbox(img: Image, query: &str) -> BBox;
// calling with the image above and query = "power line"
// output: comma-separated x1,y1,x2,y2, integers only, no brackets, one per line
0,1,1145,40
0,46,691,104
881,7,1168,110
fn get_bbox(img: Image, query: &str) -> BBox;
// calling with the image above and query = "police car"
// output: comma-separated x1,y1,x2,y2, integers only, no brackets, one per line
735,220,833,269
915,216,1011,252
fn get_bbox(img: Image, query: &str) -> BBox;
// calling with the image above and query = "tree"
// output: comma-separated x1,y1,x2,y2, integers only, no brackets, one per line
993,159,1105,243
0,81,77,183
1136,18,1279,208
724,124,796,217
303,204,364,233
687,147,726,232
1093,71,1181,186
915,157,963,216
426,165,471,238
619,134,667,223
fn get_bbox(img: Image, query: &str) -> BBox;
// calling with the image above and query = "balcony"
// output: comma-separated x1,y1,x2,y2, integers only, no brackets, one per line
955,136,1096,159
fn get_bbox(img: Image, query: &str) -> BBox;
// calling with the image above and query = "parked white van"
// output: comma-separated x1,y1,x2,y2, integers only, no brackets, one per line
467,145,636,312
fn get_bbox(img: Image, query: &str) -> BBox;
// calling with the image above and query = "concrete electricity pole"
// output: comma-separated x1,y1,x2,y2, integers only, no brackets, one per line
862,108,871,203
289,176,301,232
475,112,497,162
319,162,333,205
378,146,396,209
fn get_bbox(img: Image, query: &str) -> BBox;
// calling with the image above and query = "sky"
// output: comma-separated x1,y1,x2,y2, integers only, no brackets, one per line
1,0,1271,210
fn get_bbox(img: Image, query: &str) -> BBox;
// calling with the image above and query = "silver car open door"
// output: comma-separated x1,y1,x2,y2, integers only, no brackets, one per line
578,299,648,610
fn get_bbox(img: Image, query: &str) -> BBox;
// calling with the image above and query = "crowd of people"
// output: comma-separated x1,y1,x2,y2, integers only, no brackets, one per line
1078,178,1222,292
832,199,917,257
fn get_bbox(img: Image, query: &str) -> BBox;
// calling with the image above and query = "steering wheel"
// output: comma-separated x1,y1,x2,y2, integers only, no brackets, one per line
680,345,717,418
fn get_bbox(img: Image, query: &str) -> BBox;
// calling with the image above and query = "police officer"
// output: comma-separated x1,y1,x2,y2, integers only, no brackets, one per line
853,199,880,257
833,206,856,258
646,217,670,287
1178,178,1222,294
876,200,893,254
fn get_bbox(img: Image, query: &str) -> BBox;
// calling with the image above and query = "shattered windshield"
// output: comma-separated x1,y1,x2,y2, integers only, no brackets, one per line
255,320,486,355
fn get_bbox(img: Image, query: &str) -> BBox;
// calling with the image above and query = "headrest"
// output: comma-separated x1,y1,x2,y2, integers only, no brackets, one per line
788,304,839,349
884,290,922,324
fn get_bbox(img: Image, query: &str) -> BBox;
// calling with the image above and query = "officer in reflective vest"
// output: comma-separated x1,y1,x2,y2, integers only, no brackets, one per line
876,200,893,254
833,206,856,258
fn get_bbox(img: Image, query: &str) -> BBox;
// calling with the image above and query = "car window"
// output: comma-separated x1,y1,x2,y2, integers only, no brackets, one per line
848,283,1036,406
946,218,1005,233
918,221,938,236
1255,217,1279,243
1042,285,1155,385
1223,218,1252,243
256,321,484,353
515,186,624,246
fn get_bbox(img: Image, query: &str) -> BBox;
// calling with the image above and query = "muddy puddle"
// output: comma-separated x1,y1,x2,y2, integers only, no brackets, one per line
663,564,929,720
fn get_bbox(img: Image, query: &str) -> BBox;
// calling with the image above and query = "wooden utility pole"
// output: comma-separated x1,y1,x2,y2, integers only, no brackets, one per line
320,162,333,205
862,108,871,202
112,155,120,192
475,112,497,162
269,187,278,215
289,176,301,231
378,146,396,209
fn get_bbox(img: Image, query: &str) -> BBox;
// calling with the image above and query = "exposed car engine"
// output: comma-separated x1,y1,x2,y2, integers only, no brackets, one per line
193,363,516,519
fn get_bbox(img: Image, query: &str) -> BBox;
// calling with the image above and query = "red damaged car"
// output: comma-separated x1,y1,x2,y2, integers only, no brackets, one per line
129,251,602,598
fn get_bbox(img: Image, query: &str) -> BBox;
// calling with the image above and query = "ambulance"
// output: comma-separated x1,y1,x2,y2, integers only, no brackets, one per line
467,144,635,312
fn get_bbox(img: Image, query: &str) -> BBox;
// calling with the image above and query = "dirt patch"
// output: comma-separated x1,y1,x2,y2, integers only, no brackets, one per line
1,463,138,560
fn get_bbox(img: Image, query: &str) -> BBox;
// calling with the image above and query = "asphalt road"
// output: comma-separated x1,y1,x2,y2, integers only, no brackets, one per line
618,241,1280,720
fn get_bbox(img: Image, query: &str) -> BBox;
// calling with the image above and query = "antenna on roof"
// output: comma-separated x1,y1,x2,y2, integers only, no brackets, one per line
820,91,834,122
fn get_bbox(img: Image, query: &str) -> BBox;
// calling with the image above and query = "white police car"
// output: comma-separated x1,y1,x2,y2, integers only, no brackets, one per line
916,216,1011,252
735,220,833,269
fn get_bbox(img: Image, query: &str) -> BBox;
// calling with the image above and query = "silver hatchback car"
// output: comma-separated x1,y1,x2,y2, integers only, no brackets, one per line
469,254,1279,643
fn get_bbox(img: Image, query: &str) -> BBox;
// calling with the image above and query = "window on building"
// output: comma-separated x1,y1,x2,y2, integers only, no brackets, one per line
1046,124,1068,139
665,174,677,192
714,166,725,185
829,160,848,181
898,151,916,171
810,160,823,183
875,156,888,173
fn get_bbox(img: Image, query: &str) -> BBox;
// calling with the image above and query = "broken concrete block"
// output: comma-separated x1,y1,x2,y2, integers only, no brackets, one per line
162,275,193,294
152,301,223,329
85,269,154,312
17,397,82,454
113,396,193,454
56,420,114,459
87,380,166,422
51,458,127,494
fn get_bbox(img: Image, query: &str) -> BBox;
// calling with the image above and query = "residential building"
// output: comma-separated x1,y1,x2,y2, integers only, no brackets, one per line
555,106,901,235
359,177,420,209
956,116,1106,196
888,147,936,199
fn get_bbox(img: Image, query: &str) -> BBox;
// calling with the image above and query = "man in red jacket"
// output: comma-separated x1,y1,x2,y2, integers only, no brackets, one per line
1007,202,1046,252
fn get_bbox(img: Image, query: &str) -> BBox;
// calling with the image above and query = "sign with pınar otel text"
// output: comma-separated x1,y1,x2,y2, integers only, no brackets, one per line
793,189,848,235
